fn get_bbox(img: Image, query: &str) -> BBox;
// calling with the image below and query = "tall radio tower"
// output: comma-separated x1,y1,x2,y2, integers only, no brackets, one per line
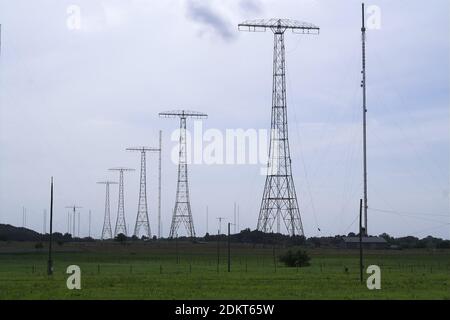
97,181,117,239
238,19,319,236
127,146,160,238
159,110,207,238
109,167,134,237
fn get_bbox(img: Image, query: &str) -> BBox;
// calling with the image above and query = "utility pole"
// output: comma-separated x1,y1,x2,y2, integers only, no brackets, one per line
238,18,319,236
159,110,207,238
206,206,209,235
228,222,231,272
175,233,179,264
65,205,82,237
88,210,91,238
109,167,134,237
361,2,369,236
127,146,160,238
217,228,220,271
47,177,54,276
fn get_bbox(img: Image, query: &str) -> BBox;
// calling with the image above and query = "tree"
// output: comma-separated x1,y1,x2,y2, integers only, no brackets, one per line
279,250,311,267
115,233,127,243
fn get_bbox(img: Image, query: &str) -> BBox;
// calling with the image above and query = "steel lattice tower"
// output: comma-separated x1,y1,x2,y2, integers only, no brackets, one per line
97,181,117,239
238,19,319,236
127,147,160,238
159,110,207,238
109,167,134,237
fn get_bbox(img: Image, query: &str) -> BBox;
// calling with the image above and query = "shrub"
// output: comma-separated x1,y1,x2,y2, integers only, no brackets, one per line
279,249,311,267
34,242,44,249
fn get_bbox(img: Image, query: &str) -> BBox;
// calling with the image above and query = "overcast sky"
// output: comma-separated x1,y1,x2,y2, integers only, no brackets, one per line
0,0,448,239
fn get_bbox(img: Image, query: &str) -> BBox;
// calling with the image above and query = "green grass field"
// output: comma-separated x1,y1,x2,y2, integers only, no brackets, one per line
0,241,448,299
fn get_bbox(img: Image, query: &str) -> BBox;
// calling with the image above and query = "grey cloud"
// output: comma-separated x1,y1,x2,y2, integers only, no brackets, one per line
239,0,263,14
185,0,234,40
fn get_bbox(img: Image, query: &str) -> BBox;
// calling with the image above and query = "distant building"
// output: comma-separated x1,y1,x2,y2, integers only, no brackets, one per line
341,236,388,249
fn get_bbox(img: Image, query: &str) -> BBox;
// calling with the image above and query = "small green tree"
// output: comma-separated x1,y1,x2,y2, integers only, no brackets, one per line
279,249,311,267
115,233,127,243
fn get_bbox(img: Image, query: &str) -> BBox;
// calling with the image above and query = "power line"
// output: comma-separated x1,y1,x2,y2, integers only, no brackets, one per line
371,208,449,225
369,208,449,218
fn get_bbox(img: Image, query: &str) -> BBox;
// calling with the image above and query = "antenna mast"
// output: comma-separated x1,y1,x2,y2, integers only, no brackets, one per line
361,3,369,236
109,167,135,237
158,130,162,238
238,18,319,236
65,205,82,237
47,177,54,275
126,146,160,238
97,181,117,239
159,110,207,238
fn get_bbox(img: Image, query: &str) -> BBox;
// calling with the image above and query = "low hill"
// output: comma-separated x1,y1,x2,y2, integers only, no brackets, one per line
0,224,42,241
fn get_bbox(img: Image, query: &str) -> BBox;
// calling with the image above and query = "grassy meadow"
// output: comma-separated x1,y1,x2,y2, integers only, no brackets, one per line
0,241,448,299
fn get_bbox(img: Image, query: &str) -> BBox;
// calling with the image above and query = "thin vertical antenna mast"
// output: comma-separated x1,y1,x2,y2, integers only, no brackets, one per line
158,130,162,239
233,202,236,234
22,207,25,228
47,177,54,275
359,198,364,283
361,3,369,236
217,217,226,235
238,19,319,236
43,210,47,234
88,210,91,238
237,204,240,232
206,206,209,235
65,205,82,237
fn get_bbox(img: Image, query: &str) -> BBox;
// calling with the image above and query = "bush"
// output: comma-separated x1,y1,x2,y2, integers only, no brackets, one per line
34,242,44,249
279,249,311,267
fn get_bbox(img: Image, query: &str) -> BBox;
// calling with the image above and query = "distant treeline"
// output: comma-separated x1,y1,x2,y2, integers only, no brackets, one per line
1,224,449,249
0,224,94,243
201,229,450,249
